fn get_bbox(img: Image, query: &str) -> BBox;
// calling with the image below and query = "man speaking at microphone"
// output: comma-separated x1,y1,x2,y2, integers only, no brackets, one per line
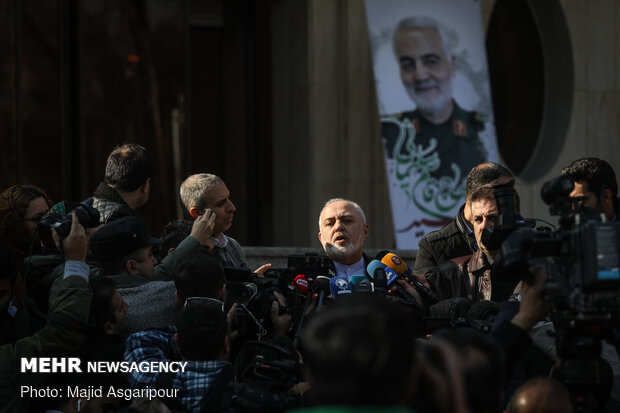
317,198,370,279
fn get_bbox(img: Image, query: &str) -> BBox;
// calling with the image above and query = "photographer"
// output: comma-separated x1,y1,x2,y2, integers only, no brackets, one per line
431,186,518,302
0,214,92,412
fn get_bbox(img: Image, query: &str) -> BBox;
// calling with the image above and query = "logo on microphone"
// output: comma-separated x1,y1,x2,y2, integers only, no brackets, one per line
335,278,348,289
391,256,402,266
295,278,308,288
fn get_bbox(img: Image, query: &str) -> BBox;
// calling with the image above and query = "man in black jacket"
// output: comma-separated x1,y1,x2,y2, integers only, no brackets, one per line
91,143,153,223
414,162,514,281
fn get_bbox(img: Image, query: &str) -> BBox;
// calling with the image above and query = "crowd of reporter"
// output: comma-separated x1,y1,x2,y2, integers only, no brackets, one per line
0,144,619,413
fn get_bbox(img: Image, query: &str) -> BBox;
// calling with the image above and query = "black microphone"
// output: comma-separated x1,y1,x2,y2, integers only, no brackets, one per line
313,275,331,309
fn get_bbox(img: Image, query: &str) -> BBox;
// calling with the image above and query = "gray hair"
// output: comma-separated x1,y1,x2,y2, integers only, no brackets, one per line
179,173,224,212
393,15,453,56
318,198,367,228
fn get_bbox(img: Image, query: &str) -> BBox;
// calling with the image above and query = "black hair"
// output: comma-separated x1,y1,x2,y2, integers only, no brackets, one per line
174,254,225,302
104,143,153,192
158,219,193,260
89,276,118,332
466,162,514,198
302,294,417,406
431,329,506,413
177,299,227,360
561,157,618,200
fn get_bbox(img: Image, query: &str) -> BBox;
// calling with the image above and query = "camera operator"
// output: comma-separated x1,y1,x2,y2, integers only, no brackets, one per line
90,143,153,224
561,157,619,222
414,162,515,280
431,186,518,302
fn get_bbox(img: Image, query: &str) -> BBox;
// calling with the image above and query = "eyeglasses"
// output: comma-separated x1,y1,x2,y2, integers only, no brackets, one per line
183,296,224,312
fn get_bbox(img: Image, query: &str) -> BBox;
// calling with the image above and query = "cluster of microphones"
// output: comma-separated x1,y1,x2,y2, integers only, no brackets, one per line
286,251,497,343
289,250,439,310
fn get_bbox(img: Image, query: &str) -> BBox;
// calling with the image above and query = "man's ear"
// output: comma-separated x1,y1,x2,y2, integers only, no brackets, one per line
318,231,323,244
140,178,151,194
103,320,116,336
224,334,230,355
125,259,139,275
363,224,370,241
189,207,201,220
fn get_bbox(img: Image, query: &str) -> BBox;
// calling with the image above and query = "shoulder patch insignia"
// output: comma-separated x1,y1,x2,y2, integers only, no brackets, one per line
453,119,467,136
474,112,487,123
412,118,420,133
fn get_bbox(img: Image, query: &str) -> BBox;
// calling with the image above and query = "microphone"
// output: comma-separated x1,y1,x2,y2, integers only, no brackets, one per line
329,276,353,299
349,274,373,293
380,252,440,304
366,260,399,287
368,259,422,310
292,274,309,294
313,275,331,308
380,252,411,277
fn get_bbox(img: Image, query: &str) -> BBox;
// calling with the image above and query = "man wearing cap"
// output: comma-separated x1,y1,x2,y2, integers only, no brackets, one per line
89,216,177,334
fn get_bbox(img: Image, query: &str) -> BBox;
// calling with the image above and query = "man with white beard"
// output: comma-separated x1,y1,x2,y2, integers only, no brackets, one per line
318,198,370,279
383,15,488,180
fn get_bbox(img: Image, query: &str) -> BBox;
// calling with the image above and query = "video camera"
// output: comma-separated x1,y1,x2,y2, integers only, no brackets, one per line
224,253,331,341
498,175,620,311
495,175,620,412
223,340,302,412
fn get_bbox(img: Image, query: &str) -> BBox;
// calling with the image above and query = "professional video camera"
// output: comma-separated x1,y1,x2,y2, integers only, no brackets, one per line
223,340,302,412
224,254,332,341
422,298,500,335
496,175,620,412
37,199,100,249
498,176,620,309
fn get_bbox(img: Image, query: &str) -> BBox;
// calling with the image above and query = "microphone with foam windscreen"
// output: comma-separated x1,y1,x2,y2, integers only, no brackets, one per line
366,260,422,311
329,276,353,299
312,275,332,309
366,260,399,288
379,252,440,304
349,274,373,293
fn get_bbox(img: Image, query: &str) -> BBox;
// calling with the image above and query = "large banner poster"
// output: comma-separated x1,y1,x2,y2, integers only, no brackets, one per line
364,0,499,248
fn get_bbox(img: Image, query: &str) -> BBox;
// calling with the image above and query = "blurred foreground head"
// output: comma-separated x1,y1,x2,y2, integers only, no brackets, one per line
302,295,417,406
